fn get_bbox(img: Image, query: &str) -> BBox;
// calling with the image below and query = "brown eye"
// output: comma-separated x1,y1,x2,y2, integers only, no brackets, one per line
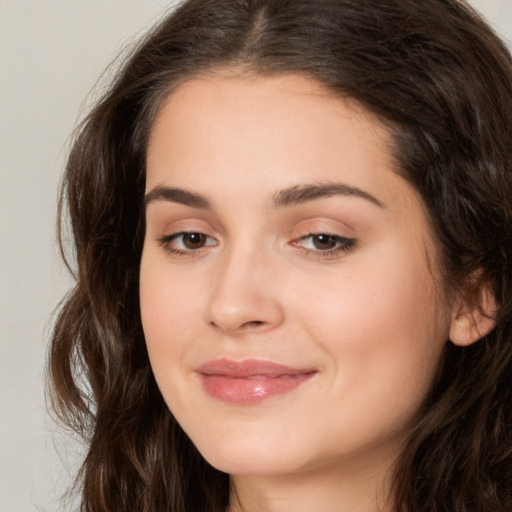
182,233,207,249
158,231,218,255
293,233,357,259
311,234,339,250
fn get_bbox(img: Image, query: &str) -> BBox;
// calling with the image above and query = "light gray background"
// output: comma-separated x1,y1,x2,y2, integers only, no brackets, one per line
1,1,511,510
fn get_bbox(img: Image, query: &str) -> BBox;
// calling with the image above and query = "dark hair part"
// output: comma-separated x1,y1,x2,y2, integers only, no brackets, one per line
49,0,512,510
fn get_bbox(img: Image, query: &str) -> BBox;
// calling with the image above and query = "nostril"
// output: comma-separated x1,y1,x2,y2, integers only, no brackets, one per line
208,319,266,332
241,320,265,329
205,290,285,333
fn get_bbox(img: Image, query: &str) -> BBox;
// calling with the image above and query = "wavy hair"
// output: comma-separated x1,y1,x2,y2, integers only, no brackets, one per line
49,0,512,510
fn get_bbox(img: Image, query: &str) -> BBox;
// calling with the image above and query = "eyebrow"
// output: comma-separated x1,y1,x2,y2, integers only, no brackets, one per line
272,182,384,208
144,182,384,209
144,186,210,209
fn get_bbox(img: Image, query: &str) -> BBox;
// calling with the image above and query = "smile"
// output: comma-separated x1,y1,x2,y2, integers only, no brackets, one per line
196,358,317,404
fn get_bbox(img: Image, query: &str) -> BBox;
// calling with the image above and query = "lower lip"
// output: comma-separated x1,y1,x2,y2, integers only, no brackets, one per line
199,373,315,404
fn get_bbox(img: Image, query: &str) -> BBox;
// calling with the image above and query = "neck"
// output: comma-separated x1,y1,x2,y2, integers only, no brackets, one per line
228,455,396,512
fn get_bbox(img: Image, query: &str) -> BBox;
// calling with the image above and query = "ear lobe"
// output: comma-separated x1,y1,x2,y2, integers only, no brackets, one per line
449,283,497,347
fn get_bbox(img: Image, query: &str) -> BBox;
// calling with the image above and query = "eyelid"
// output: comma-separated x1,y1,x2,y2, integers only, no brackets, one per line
157,230,219,257
288,215,358,260
291,233,357,259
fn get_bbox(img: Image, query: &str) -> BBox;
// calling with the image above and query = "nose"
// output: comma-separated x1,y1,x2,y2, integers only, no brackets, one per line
204,245,285,335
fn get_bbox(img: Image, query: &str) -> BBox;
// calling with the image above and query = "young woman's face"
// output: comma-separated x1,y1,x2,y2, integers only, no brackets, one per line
140,73,453,478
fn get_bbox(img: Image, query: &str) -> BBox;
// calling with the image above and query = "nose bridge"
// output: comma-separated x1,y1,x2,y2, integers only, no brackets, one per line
205,236,284,334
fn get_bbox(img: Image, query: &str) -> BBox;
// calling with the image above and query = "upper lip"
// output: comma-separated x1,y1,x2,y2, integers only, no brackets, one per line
196,358,316,378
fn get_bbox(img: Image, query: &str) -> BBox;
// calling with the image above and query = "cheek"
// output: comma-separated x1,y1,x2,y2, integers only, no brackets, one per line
139,250,210,424
292,246,450,420
297,246,444,341
139,252,201,363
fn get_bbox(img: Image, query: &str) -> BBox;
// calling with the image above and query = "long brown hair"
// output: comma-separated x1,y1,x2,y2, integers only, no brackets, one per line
49,0,512,510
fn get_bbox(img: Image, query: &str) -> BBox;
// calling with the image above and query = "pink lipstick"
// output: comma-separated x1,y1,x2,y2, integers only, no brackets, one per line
196,358,316,404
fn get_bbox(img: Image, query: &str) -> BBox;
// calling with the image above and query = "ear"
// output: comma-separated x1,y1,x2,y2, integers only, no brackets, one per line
449,278,497,347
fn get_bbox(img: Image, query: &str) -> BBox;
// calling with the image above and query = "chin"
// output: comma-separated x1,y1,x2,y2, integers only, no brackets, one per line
202,450,306,476
190,428,309,476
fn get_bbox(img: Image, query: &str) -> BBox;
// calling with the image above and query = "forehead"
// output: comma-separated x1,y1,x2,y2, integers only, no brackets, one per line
149,72,390,148
146,72,400,199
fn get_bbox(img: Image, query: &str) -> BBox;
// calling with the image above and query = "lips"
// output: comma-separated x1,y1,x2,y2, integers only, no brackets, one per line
196,358,316,404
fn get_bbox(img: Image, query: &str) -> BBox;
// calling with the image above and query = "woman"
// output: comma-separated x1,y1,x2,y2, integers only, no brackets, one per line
49,0,512,510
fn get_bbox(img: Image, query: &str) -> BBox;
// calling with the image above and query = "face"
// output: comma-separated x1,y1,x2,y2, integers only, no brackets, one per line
140,73,453,479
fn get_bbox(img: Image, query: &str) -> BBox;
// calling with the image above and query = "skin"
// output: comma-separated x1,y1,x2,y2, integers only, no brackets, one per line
140,72,459,512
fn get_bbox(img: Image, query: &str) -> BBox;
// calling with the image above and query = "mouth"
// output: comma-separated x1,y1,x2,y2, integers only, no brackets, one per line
195,358,317,404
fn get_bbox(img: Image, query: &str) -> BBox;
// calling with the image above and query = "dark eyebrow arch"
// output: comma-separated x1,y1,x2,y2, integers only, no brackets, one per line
144,182,384,210
144,186,211,209
272,182,385,208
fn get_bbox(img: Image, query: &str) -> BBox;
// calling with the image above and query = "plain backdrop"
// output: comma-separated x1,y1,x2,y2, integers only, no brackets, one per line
0,1,511,510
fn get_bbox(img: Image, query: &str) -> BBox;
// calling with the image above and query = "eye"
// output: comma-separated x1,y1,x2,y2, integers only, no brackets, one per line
303,234,344,251
292,233,356,259
158,231,218,255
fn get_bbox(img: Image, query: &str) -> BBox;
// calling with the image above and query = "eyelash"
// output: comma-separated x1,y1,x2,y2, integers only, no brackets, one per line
157,232,218,257
157,232,357,259
292,234,357,260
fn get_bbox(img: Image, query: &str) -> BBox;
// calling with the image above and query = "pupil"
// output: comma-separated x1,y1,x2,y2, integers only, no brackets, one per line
184,233,205,249
313,234,336,250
